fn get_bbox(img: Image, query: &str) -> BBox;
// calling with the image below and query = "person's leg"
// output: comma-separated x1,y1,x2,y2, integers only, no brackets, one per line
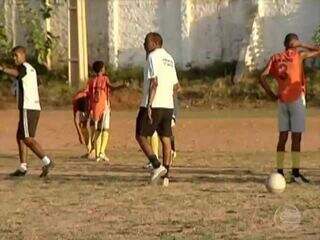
290,95,308,183
80,119,91,156
291,132,301,177
25,110,53,177
10,125,28,176
95,129,102,160
276,131,288,176
99,109,110,162
160,136,172,177
88,120,95,159
23,137,45,159
277,101,290,176
135,108,161,169
136,134,160,168
169,119,176,166
149,131,159,159
157,109,174,182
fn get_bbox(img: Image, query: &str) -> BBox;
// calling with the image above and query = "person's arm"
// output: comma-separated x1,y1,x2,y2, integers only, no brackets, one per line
291,40,320,59
108,81,129,91
0,64,20,78
147,77,158,123
73,111,84,144
173,82,182,96
259,59,278,101
145,54,158,122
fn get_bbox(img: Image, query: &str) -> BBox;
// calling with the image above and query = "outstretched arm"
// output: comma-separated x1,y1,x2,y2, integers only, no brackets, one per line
0,64,19,78
109,81,129,91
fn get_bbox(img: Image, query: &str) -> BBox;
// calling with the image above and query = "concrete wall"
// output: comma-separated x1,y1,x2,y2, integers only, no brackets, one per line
1,0,320,71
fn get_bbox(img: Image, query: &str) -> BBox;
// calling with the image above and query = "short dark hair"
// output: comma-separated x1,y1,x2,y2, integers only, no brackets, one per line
92,61,105,74
145,32,163,47
12,46,27,55
152,32,163,47
284,33,298,48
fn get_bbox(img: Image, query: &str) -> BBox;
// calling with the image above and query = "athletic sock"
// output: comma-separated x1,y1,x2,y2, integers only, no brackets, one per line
100,130,109,155
95,131,102,158
42,156,51,166
171,136,175,152
148,154,160,169
276,151,285,170
150,132,159,159
291,151,300,169
19,163,27,172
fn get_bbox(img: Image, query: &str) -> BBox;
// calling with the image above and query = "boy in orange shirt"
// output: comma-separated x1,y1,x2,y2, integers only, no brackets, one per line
260,33,320,183
86,61,127,162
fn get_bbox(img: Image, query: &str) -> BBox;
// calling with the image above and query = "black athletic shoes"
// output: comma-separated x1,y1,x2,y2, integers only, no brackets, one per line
9,168,27,177
40,160,55,178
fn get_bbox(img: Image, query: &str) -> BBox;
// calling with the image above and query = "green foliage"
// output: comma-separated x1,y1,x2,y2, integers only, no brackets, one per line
17,0,58,68
312,24,320,44
178,61,237,83
0,11,12,59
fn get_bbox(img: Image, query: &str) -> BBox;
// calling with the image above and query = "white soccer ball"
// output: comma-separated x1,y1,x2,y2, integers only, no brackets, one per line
266,173,286,194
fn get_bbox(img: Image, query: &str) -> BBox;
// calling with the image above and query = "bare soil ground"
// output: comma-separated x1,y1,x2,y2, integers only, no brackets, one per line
0,108,320,240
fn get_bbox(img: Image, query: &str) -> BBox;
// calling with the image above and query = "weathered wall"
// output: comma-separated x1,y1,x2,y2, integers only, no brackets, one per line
1,0,320,71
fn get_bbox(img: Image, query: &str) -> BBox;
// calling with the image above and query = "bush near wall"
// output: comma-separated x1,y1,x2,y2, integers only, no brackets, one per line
0,61,319,109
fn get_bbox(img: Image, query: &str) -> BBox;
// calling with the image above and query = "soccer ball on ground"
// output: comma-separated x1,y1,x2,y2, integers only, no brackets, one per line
265,172,286,193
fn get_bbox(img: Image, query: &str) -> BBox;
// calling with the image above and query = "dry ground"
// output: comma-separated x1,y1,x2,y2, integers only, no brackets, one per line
0,108,320,240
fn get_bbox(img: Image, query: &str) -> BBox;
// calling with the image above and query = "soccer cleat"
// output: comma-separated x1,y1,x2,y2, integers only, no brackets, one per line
150,165,167,182
290,174,310,184
9,168,27,177
163,177,169,187
40,160,54,178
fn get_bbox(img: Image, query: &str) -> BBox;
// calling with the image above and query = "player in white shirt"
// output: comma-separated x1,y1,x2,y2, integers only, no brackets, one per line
0,46,54,177
136,32,180,186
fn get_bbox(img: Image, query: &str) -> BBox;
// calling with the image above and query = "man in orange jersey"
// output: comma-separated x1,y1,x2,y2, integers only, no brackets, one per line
260,33,320,184
86,61,128,162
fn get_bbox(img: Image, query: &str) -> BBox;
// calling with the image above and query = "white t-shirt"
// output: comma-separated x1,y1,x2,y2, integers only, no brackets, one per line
17,62,41,110
140,48,178,109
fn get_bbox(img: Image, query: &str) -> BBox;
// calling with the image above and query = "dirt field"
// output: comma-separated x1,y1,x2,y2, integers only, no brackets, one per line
0,108,320,240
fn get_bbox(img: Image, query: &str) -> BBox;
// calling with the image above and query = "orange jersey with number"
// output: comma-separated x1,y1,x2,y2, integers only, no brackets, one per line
86,75,111,122
267,49,306,103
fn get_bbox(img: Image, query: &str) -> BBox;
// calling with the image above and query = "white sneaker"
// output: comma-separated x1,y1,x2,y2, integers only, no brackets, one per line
150,165,167,182
163,177,169,187
145,162,153,171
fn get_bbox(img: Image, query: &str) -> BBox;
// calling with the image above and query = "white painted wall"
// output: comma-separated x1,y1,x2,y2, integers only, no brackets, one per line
1,0,320,71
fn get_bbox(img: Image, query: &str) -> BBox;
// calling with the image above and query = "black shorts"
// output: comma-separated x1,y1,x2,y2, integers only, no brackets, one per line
136,107,173,137
17,109,40,139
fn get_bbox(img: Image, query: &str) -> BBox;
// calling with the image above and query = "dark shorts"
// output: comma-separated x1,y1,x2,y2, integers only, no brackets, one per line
17,109,40,139
136,107,173,137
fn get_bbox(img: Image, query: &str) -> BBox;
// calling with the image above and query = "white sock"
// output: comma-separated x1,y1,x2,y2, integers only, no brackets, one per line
19,163,27,172
42,156,51,166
